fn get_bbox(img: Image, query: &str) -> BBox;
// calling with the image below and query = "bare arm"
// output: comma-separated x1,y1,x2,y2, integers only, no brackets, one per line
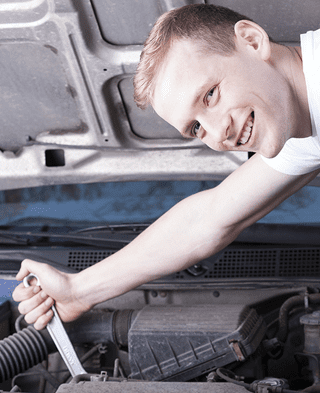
13,154,320,329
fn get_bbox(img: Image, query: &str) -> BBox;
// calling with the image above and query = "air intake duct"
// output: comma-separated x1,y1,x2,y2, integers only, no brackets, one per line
128,305,266,382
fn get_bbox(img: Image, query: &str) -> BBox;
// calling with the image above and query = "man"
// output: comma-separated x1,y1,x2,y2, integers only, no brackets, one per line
13,4,320,330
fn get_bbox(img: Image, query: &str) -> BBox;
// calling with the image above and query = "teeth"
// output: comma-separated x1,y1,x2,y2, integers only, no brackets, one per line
238,113,254,145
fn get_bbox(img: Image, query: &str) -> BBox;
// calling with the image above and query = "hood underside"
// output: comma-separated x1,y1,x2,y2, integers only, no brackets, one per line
1,0,320,190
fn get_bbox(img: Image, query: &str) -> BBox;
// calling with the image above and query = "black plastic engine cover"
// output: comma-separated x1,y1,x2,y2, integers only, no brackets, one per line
128,305,266,381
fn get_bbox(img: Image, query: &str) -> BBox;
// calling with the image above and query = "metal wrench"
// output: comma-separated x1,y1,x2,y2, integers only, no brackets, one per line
23,273,87,377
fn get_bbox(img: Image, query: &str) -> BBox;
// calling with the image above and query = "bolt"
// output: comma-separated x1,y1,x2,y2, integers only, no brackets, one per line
150,290,158,298
213,291,220,298
159,291,167,298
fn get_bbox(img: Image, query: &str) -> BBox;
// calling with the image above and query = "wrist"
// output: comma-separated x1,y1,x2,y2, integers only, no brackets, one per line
69,271,95,313
69,252,145,309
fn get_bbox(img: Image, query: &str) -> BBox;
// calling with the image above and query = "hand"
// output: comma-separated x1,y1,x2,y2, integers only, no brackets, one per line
12,259,90,330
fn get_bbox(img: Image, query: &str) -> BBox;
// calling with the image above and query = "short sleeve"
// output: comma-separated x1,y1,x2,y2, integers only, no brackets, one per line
261,136,320,175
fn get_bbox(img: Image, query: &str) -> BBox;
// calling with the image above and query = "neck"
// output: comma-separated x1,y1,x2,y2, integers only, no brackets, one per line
272,43,312,139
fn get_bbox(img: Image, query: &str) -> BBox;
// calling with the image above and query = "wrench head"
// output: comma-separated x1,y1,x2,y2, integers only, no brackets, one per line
23,273,41,288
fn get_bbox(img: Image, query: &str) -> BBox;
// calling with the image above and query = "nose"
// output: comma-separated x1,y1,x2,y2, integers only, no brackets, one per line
197,111,232,148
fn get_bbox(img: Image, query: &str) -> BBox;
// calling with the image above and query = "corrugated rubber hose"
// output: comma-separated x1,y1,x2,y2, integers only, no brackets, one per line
0,325,48,383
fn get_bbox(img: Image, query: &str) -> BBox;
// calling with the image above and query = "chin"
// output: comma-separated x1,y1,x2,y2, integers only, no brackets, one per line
260,151,279,159
259,140,286,159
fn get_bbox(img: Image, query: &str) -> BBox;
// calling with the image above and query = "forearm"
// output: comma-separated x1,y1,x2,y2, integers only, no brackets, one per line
73,189,236,308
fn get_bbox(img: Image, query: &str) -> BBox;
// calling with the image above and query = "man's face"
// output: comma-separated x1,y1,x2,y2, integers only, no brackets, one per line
152,38,302,158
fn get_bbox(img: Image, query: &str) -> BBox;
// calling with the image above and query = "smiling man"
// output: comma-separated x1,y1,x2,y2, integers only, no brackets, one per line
134,4,314,162
151,35,309,157
13,4,320,330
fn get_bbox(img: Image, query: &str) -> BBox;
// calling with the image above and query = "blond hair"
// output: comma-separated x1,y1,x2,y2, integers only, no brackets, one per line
133,4,252,109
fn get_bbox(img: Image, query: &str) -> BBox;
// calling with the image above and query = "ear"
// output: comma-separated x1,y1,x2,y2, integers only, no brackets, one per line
234,20,271,61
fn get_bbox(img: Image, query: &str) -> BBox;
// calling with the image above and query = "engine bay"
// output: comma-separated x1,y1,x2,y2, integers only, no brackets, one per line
1,223,320,392
2,277,320,392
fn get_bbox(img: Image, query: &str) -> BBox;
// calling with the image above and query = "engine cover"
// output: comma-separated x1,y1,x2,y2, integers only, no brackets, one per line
128,305,266,381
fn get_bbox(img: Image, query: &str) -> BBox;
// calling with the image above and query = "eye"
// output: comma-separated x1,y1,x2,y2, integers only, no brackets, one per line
206,87,215,104
191,121,201,137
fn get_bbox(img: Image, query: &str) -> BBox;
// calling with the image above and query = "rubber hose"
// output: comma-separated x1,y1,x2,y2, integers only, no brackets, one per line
277,294,320,343
0,325,48,383
216,369,303,393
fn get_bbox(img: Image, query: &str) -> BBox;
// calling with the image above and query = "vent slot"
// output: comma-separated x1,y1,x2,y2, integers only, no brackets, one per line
279,249,320,276
174,247,320,280
68,251,115,271
208,250,278,278
67,247,320,278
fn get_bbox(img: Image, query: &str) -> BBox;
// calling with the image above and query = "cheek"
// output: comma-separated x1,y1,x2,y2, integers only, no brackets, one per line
259,125,288,158
260,70,290,109
223,77,255,106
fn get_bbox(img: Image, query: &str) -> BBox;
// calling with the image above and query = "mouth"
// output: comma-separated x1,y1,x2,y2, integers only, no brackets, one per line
237,111,254,146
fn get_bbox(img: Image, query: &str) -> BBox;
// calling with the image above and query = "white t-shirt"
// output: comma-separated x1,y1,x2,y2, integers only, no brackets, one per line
261,29,320,175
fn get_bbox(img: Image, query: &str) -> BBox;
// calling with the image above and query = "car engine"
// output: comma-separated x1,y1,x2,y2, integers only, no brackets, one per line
2,265,320,392
1,223,320,392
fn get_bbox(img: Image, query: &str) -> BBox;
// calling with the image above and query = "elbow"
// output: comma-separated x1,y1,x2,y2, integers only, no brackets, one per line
190,221,243,262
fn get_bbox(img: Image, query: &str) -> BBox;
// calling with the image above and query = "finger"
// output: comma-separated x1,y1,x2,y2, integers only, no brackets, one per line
24,296,54,325
12,282,41,302
16,259,42,281
17,290,49,315
34,309,54,330
15,259,33,281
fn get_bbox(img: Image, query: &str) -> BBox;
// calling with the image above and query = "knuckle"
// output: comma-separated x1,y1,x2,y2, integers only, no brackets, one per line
12,284,24,299
46,309,53,320
45,297,53,307
33,320,44,330
40,299,52,314
35,313,52,330
12,291,19,302
17,303,25,315
24,313,35,325
32,285,40,295
21,259,30,269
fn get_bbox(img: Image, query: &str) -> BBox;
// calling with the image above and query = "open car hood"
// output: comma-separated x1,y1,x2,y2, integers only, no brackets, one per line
1,0,320,191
